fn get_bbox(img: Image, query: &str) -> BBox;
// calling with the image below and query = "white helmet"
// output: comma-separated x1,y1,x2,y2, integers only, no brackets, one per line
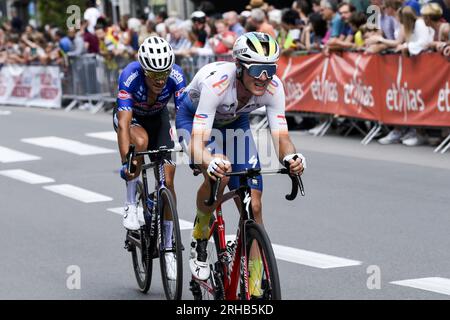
232,32,280,63
138,36,175,72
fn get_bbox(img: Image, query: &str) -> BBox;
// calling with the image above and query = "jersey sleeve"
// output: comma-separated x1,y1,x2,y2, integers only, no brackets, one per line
172,65,187,111
116,70,136,112
265,78,289,133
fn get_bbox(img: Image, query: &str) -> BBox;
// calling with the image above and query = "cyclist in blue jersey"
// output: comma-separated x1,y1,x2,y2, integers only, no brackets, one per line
115,36,186,231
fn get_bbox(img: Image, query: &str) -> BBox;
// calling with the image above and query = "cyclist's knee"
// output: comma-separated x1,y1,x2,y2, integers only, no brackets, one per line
252,198,262,217
133,136,148,150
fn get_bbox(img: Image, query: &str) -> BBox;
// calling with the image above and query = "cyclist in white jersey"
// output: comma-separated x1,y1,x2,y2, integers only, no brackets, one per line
175,32,306,295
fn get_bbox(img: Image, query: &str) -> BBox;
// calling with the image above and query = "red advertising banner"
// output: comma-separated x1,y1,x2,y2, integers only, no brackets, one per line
278,53,340,115
278,52,450,127
377,53,450,126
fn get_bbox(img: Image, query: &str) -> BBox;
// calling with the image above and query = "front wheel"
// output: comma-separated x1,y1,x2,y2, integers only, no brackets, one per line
158,188,183,300
130,181,153,293
241,222,281,300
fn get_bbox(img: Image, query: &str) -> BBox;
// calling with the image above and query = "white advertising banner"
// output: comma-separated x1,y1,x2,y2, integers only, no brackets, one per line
0,64,62,108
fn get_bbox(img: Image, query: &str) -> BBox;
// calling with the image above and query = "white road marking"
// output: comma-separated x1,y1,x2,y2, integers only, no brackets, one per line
0,110,11,115
107,207,193,230
86,131,117,142
391,277,450,296
0,169,54,184
0,146,41,163
104,213,363,269
21,136,115,155
272,244,362,269
44,184,113,203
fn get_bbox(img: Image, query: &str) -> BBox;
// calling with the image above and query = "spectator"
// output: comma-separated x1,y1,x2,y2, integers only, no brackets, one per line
396,5,434,56
66,27,86,57
267,9,283,39
348,12,367,49
84,0,101,34
191,11,208,47
138,20,157,46
325,2,356,51
11,9,23,33
280,9,303,54
168,23,192,56
250,8,276,38
319,0,344,44
82,19,99,54
421,2,450,47
369,0,398,41
223,11,246,37
208,19,236,55
311,0,322,13
302,12,328,50
246,0,269,11
293,0,312,25
430,0,450,23
56,30,73,53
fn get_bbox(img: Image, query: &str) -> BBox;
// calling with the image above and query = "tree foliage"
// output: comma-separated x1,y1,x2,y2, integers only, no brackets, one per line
37,0,87,30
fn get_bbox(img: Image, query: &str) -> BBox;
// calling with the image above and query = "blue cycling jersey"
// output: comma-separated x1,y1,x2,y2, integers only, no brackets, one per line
116,61,186,116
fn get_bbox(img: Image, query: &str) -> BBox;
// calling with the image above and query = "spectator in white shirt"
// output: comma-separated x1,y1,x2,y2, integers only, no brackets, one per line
396,5,434,55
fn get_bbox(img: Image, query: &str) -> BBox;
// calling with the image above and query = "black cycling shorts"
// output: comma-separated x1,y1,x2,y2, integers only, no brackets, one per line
113,107,174,162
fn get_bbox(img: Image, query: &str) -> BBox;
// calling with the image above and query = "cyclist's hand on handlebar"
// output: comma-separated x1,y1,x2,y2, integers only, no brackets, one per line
283,153,306,175
206,157,231,180
120,160,138,181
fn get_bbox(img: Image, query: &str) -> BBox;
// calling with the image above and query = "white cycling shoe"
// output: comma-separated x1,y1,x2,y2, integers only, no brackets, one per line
165,252,177,281
189,238,210,281
123,203,140,231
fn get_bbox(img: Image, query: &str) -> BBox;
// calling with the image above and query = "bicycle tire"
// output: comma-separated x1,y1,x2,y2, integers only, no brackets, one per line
130,181,153,293
241,222,281,300
158,188,183,300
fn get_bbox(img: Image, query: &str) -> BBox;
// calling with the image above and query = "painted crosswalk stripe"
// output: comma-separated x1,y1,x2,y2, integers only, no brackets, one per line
103,214,362,269
44,184,113,203
272,244,362,269
0,169,54,184
86,131,117,142
22,136,115,155
106,207,193,230
0,146,41,163
391,277,450,296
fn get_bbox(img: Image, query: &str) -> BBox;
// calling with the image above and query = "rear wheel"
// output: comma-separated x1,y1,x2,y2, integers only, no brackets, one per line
130,181,153,293
241,223,281,300
159,188,183,300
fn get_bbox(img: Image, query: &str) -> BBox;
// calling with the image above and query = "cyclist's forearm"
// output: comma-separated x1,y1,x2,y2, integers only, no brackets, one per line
276,134,297,163
117,125,131,163
191,133,213,167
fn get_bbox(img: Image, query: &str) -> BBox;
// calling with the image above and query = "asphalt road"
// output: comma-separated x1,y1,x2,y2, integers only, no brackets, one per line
0,105,449,300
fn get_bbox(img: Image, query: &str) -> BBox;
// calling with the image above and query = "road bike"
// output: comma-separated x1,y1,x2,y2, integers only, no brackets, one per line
189,165,304,300
123,144,183,300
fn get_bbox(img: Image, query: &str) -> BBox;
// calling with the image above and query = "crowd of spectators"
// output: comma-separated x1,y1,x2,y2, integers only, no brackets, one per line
2,0,448,67
0,0,449,145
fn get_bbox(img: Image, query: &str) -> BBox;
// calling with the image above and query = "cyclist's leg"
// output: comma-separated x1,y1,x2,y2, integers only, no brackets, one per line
176,95,229,280
113,109,149,229
156,107,177,213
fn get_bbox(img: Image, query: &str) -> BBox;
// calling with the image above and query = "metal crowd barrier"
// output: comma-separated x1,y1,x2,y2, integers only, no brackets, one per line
62,53,234,113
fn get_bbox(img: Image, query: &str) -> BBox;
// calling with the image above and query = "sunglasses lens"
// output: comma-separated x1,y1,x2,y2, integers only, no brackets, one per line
246,64,277,79
145,70,171,80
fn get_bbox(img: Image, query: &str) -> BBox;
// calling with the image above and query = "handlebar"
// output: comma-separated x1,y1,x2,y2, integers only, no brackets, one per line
204,167,305,206
125,144,182,174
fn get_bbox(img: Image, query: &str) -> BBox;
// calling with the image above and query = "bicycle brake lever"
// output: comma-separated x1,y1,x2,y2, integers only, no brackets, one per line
285,174,299,201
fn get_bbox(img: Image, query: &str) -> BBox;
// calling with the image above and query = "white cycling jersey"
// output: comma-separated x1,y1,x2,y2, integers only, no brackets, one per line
186,61,288,132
